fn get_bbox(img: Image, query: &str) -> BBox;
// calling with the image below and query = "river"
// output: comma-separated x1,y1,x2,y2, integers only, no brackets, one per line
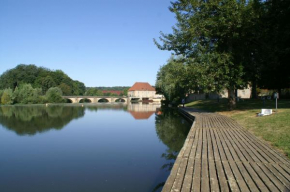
0,103,191,192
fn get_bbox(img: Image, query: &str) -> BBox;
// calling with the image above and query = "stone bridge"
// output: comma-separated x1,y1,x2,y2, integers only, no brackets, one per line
63,96,128,103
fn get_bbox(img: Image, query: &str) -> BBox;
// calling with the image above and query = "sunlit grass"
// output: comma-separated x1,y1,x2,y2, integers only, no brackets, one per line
185,99,290,157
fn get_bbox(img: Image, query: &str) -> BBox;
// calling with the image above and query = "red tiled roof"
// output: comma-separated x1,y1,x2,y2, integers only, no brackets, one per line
128,82,155,91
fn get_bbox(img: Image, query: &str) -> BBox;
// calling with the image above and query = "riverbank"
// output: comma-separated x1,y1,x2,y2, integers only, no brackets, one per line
185,99,290,157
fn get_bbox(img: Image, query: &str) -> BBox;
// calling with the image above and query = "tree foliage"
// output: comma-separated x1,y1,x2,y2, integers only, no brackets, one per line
156,56,191,104
1,88,14,105
13,84,43,104
154,0,290,108
45,87,64,103
85,88,103,96
0,64,85,96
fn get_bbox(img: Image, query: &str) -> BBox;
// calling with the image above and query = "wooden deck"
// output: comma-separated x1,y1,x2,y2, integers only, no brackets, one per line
162,108,290,192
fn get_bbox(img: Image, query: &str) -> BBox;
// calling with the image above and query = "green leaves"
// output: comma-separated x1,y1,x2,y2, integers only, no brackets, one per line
13,84,42,104
155,0,265,106
156,56,193,104
1,88,14,105
0,64,86,96
45,87,64,103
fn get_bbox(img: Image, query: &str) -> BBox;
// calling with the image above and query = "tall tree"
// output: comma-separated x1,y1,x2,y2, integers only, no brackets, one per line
156,56,192,105
155,0,258,109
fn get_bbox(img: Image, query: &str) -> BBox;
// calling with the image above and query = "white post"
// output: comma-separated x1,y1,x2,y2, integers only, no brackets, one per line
274,92,278,110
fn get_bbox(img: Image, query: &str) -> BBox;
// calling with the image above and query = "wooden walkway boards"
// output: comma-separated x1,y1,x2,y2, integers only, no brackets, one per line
162,108,290,192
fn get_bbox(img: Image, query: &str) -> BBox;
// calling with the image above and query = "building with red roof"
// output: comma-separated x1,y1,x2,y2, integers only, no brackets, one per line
128,82,162,102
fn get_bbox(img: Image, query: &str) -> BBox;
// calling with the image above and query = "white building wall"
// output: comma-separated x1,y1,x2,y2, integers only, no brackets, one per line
128,91,156,99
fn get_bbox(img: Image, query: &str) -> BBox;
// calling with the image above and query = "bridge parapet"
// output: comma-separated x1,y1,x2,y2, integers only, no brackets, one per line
63,96,128,103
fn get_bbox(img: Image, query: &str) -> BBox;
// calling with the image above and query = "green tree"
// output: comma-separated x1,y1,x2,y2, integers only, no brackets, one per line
41,76,56,94
155,0,258,109
85,88,103,96
0,64,86,96
72,81,86,95
1,88,14,105
46,87,64,103
122,88,129,96
0,90,3,101
156,56,191,105
0,64,41,89
13,84,42,104
58,83,72,96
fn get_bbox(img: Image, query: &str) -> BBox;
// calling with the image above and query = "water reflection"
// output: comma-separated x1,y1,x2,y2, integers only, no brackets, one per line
85,103,127,111
0,104,191,192
128,103,161,120
154,108,191,191
0,105,85,135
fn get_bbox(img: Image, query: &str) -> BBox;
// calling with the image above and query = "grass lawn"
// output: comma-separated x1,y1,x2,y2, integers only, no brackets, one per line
185,99,290,157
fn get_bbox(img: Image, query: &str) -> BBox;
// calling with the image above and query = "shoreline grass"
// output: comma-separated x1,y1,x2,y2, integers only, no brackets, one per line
185,99,290,157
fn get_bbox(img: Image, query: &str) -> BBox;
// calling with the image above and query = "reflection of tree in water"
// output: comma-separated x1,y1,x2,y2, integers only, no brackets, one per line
153,108,191,192
0,105,85,135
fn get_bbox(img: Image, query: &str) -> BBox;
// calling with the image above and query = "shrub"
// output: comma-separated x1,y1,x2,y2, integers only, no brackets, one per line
46,87,64,103
1,88,14,104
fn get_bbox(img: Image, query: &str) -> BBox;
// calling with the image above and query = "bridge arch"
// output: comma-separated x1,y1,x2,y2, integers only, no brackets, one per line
79,98,92,103
98,98,109,103
114,98,126,103
66,98,73,103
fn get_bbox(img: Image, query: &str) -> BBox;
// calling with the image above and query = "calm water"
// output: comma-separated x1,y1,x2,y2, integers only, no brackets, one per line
0,103,191,192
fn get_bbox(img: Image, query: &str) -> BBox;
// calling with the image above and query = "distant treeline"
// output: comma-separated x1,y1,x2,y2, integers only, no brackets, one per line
0,64,86,96
94,86,130,91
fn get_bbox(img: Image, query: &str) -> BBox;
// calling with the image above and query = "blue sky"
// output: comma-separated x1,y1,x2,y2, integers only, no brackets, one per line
0,0,175,87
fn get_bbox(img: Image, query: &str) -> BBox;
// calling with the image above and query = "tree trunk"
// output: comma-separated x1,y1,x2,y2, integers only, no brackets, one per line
228,88,236,110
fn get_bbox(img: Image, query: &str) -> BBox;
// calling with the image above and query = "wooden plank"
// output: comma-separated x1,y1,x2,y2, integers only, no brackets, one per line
171,123,198,191
218,127,260,191
209,128,229,192
220,116,290,167
207,127,220,192
225,127,278,191
272,163,290,183
210,115,270,192
256,162,290,191
241,128,290,167
181,125,199,192
216,127,250,192
249,161,280,191
201,127,210,192
192,122,203,192
212,128,240,192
